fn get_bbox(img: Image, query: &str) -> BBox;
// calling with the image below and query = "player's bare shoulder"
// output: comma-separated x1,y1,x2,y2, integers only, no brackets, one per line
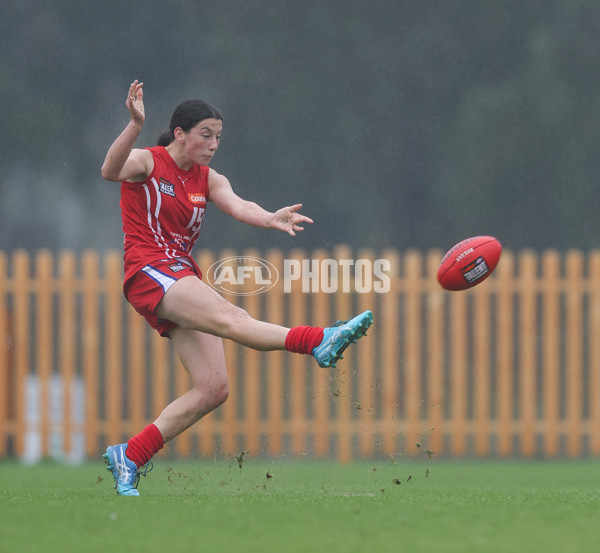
207,168,233,198
125,148,154,182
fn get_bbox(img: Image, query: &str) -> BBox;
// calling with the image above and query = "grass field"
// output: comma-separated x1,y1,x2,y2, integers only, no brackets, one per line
1,457,599,553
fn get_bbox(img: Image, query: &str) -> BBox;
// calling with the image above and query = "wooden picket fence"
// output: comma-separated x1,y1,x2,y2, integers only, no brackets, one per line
1,247,600,463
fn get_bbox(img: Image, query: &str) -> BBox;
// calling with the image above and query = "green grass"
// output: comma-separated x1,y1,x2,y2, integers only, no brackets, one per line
1,457,599,553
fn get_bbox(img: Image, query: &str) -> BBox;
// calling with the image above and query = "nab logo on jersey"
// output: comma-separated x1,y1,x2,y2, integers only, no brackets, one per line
188,193,207,205
168,262,187,273
159,178,175,197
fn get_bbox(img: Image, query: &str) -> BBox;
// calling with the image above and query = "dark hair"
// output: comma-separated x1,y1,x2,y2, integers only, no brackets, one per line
157,99,223,146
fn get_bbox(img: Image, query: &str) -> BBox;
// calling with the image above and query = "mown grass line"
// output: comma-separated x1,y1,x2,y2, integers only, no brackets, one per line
1,459,599,553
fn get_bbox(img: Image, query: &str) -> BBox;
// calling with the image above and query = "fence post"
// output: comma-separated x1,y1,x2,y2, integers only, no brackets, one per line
105,251,123,446
566,250,584,457
542,250,560,456
426,249,445,457
589,251,600,456
127,301,146,443
13,250,31,458
404,250,423,456
59,250,77,457
0,252,7,456
357,247,377,458
473,272,492,457
496,250,514,456
34,250,53,458
82,250,100,457
380,248,399,456
519,251,537,457
449,280,467,457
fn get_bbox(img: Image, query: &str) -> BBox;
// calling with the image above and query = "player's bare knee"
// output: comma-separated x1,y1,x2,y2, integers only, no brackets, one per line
213,381,229,408
197,381,229,412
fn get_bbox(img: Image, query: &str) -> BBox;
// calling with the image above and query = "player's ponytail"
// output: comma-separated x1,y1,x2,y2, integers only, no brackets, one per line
157,130,174,147
156,99,222,146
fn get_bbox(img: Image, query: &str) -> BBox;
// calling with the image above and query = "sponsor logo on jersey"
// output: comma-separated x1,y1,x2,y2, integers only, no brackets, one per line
159,178,175,197
188,193,207,205
168,262,187,273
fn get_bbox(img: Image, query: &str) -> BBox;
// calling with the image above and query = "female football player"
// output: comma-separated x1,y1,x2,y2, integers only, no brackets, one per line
101,80,373,495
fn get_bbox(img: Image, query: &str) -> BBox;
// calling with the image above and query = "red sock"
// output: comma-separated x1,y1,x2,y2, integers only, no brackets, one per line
285,326,324,354
126,423,164,468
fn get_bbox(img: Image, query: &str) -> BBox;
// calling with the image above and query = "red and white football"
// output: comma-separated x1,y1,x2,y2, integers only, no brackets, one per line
437,236,502,291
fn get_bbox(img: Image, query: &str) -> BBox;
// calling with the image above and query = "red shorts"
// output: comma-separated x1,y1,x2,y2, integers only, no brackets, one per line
124,258,202,336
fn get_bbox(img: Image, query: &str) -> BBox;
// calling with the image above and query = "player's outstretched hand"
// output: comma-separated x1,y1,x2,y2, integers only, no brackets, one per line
271,204,313,236
126,80,145,126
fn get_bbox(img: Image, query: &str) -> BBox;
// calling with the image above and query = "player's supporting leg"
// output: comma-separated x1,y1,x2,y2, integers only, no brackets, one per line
152,329,229,442
104,329,228,496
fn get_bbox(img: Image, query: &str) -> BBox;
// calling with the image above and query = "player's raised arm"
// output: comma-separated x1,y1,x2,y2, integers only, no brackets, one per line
101,80,152,183
208,169,313,236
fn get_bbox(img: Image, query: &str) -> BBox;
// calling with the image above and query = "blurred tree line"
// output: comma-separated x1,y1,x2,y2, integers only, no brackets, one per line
1,0,599,255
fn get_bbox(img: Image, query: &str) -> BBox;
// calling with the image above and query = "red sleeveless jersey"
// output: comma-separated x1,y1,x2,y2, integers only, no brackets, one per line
120,146,210,282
